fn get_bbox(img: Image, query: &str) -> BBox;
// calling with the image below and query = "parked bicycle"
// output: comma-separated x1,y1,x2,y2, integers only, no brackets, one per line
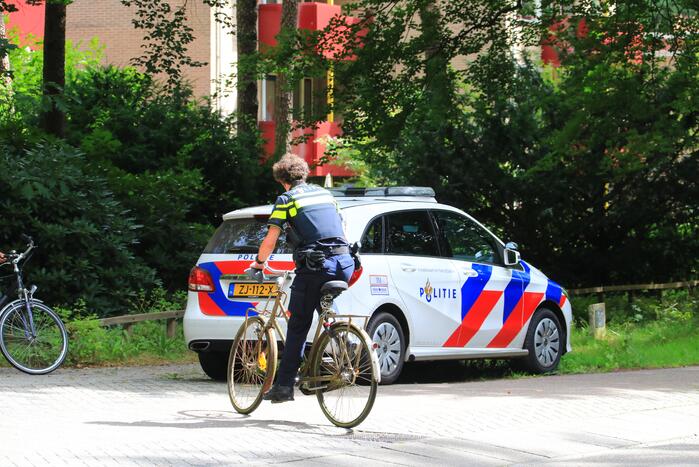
0,235,68,374
228,265,380,428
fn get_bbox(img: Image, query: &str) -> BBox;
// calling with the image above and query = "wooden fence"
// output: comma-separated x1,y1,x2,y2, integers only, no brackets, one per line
95,280,697,338
99,310,185,338
569,280,698,302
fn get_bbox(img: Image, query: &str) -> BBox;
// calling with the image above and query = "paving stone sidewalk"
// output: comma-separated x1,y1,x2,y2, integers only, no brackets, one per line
0,364,698,465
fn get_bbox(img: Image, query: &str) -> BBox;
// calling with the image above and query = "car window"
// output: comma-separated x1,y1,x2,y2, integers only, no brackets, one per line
203,218,292,254
432,210,500,264
360,216,383,254
385,211,439,257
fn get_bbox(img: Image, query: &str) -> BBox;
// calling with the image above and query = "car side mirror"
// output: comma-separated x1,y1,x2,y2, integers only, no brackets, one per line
504,242,520,266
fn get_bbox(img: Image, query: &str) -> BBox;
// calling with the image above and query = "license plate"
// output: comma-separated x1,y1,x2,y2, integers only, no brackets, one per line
228,283,278,298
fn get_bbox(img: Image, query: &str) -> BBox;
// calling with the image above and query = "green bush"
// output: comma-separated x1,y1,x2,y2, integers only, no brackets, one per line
64,65,278,225
569,289,698,325
63,317,191,366
1,37,280,312
62,65,278,290
0,142,158,315
53,290,189,366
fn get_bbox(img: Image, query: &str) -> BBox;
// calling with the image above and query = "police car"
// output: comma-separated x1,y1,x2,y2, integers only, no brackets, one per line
184,186,572,384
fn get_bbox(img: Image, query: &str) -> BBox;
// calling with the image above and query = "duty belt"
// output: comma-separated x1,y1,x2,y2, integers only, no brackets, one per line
318,245,350,256
294,245,350,271
296,245,349,256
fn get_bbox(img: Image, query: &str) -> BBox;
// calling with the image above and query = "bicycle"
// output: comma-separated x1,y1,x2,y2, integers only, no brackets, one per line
0,235,68,374
227,265,380,428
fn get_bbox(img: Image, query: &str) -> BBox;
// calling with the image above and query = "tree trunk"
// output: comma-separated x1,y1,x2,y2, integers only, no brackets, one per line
272,0,297,159
236,0,258,134
40,1,66,138
420,1,450,112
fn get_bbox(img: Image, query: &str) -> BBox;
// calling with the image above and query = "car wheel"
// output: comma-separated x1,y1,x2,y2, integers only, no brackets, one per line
367,312,406,385
198,350,228,381
519,308,563,374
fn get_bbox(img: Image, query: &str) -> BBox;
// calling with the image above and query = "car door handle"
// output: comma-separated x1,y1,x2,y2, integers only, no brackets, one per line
400,263,417,273
462,268,479,278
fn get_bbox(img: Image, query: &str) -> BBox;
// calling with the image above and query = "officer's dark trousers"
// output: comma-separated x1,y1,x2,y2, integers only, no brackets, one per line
276,253,355,387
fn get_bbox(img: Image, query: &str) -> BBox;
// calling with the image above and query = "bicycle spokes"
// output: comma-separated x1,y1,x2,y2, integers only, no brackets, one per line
314,324,377,428
0,302,68,374
228,317,277,414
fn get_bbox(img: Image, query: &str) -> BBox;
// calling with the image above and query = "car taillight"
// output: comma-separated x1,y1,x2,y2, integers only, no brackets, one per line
348,266,363,287
188,266,215,292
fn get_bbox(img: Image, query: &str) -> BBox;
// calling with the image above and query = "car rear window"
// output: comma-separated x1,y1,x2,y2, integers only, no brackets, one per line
203,218,293,254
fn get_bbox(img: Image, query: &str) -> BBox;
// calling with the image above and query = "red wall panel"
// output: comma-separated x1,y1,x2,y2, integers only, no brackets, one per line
5,0,44,46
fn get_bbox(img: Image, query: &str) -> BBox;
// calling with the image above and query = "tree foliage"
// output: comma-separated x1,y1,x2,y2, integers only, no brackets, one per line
319,0,698,286
521,0,699,285
121,0,206,89
1,40,278,314
0,141,159,315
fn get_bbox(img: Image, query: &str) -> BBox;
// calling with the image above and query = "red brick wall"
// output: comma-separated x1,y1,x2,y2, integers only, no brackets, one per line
66,0,211,98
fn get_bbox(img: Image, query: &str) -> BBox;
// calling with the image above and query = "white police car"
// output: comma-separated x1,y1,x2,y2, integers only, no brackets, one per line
184,187,572,384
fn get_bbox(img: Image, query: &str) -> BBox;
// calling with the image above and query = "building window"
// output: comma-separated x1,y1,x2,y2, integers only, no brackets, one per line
262,75,277,121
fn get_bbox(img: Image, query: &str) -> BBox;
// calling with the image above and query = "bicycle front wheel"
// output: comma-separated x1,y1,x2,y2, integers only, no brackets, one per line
0,300,68,375
311,322,378,428
227,316,277,414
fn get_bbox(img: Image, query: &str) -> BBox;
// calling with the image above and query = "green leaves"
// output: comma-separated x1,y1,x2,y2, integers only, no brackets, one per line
121,0,206,90
315,0,698,287
0,142,159,315
1,39,277,316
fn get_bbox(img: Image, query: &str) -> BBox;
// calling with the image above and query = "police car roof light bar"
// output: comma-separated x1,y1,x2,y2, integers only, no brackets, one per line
329,186,436,198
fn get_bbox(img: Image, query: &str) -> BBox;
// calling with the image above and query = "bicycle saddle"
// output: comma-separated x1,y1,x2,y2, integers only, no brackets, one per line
320,280,348,298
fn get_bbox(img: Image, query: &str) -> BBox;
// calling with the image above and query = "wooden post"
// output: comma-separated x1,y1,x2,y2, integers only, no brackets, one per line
123,323,134,336
166,318,177,338
588,303,606,339
596,291,605,304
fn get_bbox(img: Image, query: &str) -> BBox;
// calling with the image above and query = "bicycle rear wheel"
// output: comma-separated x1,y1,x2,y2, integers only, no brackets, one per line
227,316,277,414
0,300,68,375
311,322,378,428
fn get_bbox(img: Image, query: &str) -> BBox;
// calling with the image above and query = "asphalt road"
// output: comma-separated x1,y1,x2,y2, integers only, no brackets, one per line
1,362,698,466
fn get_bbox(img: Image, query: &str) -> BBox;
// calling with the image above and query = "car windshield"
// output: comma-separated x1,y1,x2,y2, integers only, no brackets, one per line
203,218,293,254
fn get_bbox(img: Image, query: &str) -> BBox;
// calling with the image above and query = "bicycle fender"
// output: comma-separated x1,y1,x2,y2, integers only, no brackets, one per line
0,298,45,315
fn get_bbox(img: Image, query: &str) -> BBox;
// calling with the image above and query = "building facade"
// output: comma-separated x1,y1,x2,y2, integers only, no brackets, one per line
6,0,351,177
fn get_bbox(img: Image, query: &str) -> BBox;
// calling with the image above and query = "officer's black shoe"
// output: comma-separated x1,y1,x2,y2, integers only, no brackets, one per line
263,384,294,403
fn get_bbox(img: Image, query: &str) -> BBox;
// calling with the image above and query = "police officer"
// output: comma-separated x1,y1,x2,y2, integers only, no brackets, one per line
251,153,355,403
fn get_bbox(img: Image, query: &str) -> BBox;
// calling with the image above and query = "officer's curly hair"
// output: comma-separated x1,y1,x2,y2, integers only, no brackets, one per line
272,153,310,185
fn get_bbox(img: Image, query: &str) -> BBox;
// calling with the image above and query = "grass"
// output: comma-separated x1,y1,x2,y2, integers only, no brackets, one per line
60,288,196,368
560,320,699,374
0,288,196,369
0,319,196,369
63,319,196,368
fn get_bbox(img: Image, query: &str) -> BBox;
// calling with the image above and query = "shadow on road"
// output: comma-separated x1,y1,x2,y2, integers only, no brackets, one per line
86,409,422,443
395,359,517,385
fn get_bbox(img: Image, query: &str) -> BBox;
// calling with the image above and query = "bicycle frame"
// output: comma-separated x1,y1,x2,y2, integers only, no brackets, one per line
1,242,38,339
240,267,374,391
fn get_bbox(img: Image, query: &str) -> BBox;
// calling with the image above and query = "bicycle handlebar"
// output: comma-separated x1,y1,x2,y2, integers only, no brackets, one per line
262,264,291,276
243,264,293,283
4,235,36,266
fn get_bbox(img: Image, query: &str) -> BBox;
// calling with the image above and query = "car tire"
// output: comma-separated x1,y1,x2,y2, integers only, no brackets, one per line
518,308,563,374
367,312,406,385
198,350,228,381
